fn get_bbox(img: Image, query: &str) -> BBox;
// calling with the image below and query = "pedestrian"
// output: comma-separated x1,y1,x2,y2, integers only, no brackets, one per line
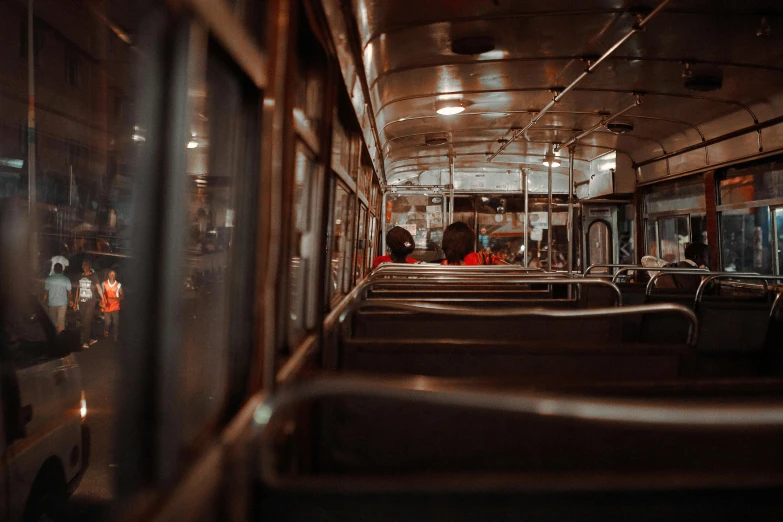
43,263,72,333
49,254,69,275
72,259,102,348
102,270,122,341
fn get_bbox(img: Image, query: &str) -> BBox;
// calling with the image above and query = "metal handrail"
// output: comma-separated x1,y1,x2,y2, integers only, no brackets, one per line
342,301,698,346
584,264,639,276
612,266,708,283
254,374,783,485
365,278,623,305
369,274,570,284
696,274,783,303
645,271,761,297
373,264,544,273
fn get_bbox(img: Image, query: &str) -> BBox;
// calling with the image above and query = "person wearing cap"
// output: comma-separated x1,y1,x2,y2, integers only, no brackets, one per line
372,226,419,268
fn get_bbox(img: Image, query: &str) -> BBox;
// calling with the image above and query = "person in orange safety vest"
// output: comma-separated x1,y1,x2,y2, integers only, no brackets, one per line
102,270,123,341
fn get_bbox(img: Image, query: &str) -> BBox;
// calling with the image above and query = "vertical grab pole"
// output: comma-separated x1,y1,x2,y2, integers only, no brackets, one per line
547,160,553,271
381,191,387,254
567,145,575,275
449,156,455,225
523,168,528,266
27,0,37,268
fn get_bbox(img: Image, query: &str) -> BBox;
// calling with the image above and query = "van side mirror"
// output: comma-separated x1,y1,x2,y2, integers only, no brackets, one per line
56,329,82,355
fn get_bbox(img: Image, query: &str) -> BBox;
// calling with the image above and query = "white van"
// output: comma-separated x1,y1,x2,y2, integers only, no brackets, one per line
1,299,89,521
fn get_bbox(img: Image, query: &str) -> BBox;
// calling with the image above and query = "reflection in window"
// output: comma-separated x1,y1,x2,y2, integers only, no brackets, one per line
645,177,705,214
775,208,783,275
720,208,772,274
657,216,689,263
179,40,254,446
330,180,354,301
618,203,634,265
645,219,658,258
690,215,707,246
476,197,529,265
720,161,783,204
355,205,367,282
367,214,377,271
288,145,317,345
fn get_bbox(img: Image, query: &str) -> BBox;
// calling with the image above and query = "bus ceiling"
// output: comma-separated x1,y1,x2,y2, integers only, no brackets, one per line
321,0,783,189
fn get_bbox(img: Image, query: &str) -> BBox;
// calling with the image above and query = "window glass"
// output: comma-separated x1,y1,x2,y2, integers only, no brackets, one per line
288,144,316,345
645,177,705,215
476,197,528,265
329,180,354,301
720,208,773,274
294,22,323,135
355,204,367,282
331,117,351,180
1,0,143,509
645,219,659,258
618,203,634,265
388,194,444,261
367,214,377,271
657,215,689,263
690,215,708,245
720,160,783,204
775,208,783,275
179,40,258,446
452,196,475,228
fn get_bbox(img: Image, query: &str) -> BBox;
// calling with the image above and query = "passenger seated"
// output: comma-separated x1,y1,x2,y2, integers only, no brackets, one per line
372,227,418,269
440,222,508,265
656,243,709,290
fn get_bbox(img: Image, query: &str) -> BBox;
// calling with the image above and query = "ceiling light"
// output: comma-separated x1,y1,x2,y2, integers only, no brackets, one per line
187,140,198,149
435,99,465,116
543,145,560,168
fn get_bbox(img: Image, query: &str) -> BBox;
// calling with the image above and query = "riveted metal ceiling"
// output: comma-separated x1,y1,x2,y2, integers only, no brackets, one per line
345,0,783,186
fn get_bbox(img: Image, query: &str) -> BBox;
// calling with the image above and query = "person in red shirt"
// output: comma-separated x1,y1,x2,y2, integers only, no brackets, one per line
373,226,419,269
441,222,508,265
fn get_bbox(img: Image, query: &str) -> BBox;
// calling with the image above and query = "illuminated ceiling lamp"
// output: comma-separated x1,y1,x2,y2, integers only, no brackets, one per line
435,99,465,116
542,145,560,168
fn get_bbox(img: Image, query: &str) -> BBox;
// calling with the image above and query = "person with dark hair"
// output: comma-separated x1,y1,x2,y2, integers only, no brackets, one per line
372,226,418,268
441,222,508,265
44,262,72,332
73,259,102,348
657,242,709,290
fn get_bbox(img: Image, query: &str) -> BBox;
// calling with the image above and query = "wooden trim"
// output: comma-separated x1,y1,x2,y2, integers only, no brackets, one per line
178,0,267,89
293,108,320,155
332,163,357,192
704,170,720,271
716,197,783,212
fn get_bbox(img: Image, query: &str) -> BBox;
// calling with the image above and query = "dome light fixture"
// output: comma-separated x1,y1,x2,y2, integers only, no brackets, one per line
435,99,465,116
542,152,560,168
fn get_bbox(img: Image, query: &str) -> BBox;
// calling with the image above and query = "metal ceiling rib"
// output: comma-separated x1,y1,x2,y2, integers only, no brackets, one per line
349,0,783,183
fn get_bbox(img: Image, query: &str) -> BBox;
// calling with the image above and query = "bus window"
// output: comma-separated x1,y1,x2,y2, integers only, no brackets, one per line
329,180,355,302
177,38,259,448
657,216,689,263
288,145,318,345
720,208,773,274
775,208,783,275
355,204,367,283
